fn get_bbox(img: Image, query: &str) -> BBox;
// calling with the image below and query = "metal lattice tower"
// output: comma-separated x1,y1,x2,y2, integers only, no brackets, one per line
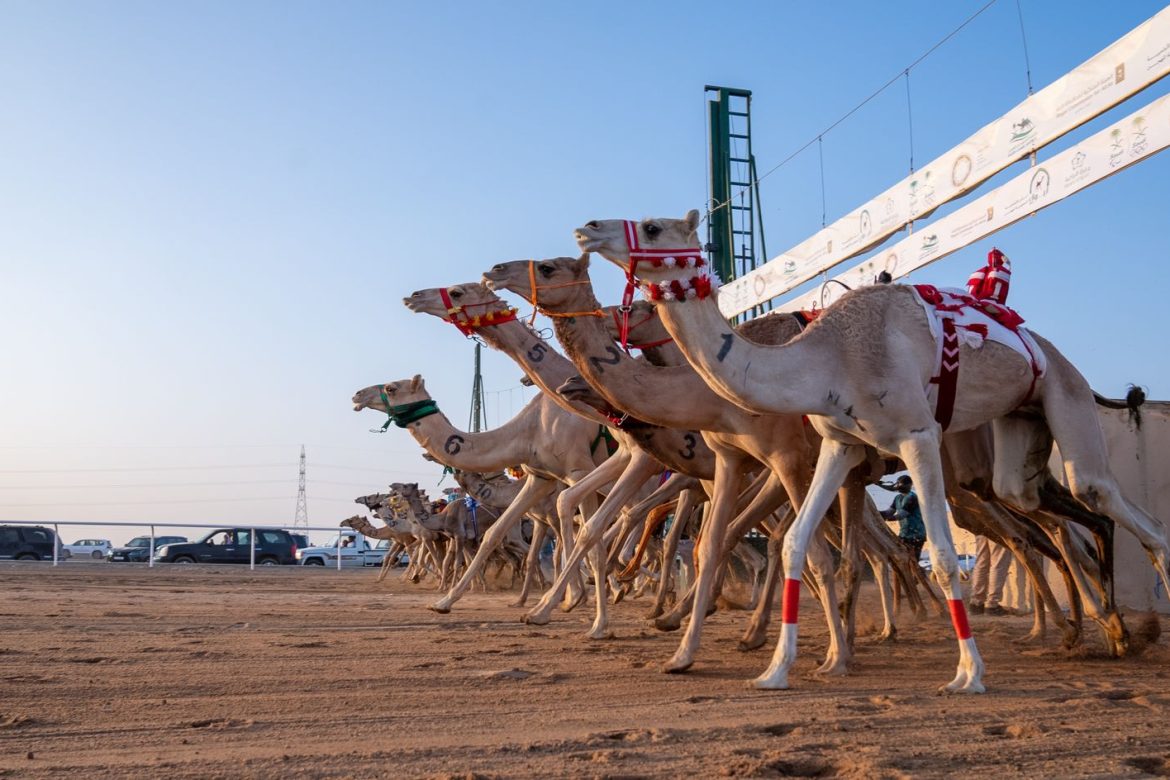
705,85,768,321
468,341,486,432
293,445,308,528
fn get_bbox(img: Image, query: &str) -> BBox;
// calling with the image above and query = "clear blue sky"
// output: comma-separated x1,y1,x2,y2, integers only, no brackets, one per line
2,1,1167,545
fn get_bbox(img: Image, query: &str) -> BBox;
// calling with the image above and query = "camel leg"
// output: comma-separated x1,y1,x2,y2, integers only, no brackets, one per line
755,438,864,690
663,453,745,673
429,476,557,613
905,432,986,693
1017,352,1170,594
555,453,629,610
512,522,547,608
647,490,696,620
524,451,659,632
863,550,897,641
376,541,403,583
1046,521,1128,655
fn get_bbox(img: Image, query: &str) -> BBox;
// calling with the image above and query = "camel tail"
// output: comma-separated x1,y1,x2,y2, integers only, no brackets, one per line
618,502,674,582
1092,385,1146,429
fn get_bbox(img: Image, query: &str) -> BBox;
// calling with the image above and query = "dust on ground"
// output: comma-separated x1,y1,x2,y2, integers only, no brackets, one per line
2,563,1169,778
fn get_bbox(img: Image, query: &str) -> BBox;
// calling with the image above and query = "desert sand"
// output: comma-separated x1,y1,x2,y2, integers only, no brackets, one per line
2,563,1169,779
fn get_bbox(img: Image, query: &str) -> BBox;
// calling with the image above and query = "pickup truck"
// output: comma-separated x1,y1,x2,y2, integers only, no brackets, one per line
296,530,389,567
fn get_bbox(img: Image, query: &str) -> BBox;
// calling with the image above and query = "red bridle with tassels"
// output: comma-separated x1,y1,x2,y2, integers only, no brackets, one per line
438,288,518,336
617,220,713,350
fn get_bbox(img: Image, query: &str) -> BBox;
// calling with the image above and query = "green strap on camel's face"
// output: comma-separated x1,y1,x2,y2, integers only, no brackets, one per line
374,390,440,432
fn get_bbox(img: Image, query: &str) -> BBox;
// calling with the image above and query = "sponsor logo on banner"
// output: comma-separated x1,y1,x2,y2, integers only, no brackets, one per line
951,154,973,187
860,210,872,238
919,234,939,260
1009,117,1036,155
1110,128,1125,167
1131,116,1148,156
1029,168,1051,203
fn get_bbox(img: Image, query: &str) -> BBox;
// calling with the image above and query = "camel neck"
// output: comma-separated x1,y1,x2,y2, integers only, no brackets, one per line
403,395,540,472
549,310,740,432
470,319,613,426
656,295,836,417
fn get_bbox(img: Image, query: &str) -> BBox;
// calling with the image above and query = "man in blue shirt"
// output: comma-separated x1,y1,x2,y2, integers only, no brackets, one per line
880,475,927,562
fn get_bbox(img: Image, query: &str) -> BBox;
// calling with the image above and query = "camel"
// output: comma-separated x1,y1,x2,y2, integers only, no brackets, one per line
351,493,441,583
451,468,556,604
575,210,1170,692
482,257,920,673
352,376,616,619
405,285,717,639
588,301,1113,652
389,482,478,589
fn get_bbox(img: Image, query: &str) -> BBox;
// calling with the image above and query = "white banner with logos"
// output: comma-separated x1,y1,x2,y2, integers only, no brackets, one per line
771,91,1170,313
718,5,1170,319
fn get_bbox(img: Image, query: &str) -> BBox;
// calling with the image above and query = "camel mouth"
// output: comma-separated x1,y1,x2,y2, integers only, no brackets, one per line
574,231,603,252
402,297,418,309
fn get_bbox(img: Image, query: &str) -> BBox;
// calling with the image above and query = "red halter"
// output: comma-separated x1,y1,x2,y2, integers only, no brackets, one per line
609,307,673,350
438,288,518,336
618,220,707,351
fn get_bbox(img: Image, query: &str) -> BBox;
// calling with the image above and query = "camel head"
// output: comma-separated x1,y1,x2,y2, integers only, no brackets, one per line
483,255,598,314
574,211,711,303
557,374,606,407
354,492,391,510
352,375,430,413
403,283,517,335
600,300,672,349
339,515,366,530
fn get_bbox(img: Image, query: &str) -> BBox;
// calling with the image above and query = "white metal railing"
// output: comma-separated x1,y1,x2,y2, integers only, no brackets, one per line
0,520,375,571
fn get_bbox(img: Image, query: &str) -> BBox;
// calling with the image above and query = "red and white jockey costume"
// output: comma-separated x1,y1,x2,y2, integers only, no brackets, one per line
911,248,1045,430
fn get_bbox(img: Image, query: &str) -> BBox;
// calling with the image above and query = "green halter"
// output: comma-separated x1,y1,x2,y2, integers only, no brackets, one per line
372,391,440,432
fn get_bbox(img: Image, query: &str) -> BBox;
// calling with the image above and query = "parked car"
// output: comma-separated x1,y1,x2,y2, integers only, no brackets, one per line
288,532,312,552
154,528,297,566
65,539,113,560
0,525,64,561
919,551,976,575
108,535,188,563
296,530,388,567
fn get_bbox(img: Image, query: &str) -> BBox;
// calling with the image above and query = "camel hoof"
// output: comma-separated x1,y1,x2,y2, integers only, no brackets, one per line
815,659,850,677
643,607,665,621
522,611,551,626
508,598,528,609
940,680,986,694
653,616,682,633
427,602,451,615
585,628,614,641
736,633,768,653
751,674,790,690
662,656,693,674
874,628,897,644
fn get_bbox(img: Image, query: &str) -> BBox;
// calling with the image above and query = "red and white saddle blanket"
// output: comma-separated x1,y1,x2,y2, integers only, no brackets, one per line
910,252,1045,430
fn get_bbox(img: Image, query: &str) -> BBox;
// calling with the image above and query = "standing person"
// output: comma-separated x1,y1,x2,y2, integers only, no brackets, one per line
970,536,1012,615
879,474,927,562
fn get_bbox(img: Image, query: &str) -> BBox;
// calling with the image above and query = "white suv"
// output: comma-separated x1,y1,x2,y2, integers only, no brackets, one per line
64,539,113,560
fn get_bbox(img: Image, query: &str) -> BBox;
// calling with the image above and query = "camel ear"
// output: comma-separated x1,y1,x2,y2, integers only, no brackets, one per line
410,374,423,393
684,209,701,237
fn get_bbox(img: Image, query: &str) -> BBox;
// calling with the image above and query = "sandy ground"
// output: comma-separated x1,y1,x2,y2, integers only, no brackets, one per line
2,563,1170,779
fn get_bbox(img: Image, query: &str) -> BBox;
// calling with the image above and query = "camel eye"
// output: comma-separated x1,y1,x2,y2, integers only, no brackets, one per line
538,264,555,277
450,289,462,299
644,223,662,239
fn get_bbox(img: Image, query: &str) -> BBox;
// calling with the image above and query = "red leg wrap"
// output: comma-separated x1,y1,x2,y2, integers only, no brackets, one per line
782,578,801,625
948,599,972,640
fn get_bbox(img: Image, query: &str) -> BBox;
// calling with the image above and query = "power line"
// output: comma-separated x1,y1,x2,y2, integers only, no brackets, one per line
0,462,422,476
705,0,999,221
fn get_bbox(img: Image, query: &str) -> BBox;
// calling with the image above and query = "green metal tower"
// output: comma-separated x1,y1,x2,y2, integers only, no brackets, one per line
468,341,486,432
705,86,768,320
